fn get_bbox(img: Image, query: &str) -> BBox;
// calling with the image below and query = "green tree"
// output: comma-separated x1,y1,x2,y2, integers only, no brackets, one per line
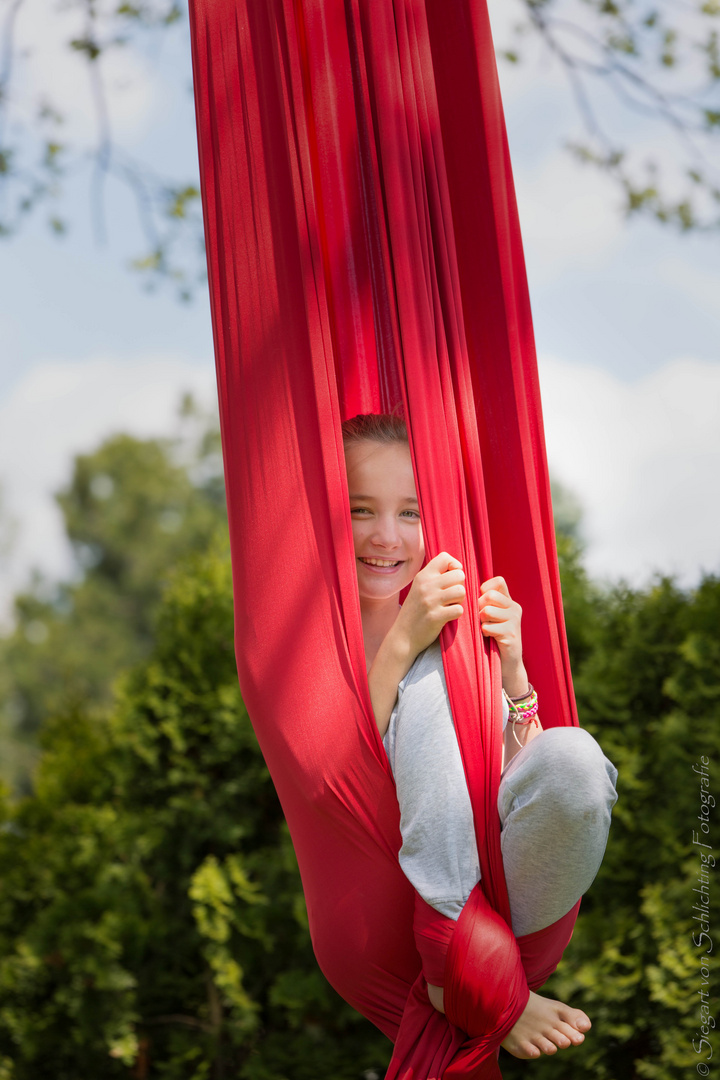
0,536,391,1079
0,395,226,793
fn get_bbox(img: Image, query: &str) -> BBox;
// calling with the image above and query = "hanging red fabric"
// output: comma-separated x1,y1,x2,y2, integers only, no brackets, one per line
188,1,579,1075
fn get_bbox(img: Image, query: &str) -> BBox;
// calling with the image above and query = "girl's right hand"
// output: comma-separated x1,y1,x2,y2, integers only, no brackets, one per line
394,552,465,657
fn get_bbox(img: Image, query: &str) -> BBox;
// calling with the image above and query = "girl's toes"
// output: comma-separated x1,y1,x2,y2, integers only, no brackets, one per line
558,1004,591,1033
574,1011,591,1032
504,1037,538,1060
556,1020,584,1046
536,1036,559,1056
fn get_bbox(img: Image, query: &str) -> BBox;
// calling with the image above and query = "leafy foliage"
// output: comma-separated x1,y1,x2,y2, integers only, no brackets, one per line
502,570,720,1079
0,420,717,1076
0,537,391,1079
502,0,720,231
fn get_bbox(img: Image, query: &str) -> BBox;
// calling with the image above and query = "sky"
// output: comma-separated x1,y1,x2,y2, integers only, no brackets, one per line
0,0,718,625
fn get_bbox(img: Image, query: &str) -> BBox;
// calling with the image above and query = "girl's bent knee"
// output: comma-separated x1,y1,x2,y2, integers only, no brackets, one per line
548,728,618,825
530,726,614,777
502,727,618,825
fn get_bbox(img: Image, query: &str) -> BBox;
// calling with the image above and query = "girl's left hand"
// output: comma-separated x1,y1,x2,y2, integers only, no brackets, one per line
480,577,538,761
478,576,524,674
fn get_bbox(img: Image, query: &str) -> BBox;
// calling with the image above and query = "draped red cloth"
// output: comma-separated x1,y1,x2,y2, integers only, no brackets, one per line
188,1,579,1075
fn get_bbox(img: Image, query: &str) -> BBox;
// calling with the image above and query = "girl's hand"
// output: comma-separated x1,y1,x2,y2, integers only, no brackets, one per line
394,552,466,658
367,554,464,738
478,576,528,697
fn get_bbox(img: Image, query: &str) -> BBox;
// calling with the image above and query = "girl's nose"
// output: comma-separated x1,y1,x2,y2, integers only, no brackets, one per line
372,516,401,548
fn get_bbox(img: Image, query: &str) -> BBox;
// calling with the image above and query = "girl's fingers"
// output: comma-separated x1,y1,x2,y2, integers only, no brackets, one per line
443,584,466,604
480,618,515,642
432,552,463,573
480,603,515,622
480,575,509,596
441,572,466,591
479,589,513,609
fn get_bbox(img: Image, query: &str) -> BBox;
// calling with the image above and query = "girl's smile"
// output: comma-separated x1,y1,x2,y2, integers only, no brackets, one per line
358,556,404,573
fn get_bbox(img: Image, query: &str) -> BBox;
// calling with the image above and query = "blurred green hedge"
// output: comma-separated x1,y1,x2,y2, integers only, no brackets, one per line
0,535,390,1079
0,428,716,1078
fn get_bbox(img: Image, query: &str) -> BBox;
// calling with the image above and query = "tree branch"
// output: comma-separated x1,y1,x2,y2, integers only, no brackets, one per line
515,0,720,230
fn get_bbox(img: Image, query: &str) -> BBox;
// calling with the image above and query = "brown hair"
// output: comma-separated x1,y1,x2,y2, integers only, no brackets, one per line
341,413,408,449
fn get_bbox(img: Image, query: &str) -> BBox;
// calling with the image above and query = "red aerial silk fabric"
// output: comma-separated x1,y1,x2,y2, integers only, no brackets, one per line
188,1,580,1075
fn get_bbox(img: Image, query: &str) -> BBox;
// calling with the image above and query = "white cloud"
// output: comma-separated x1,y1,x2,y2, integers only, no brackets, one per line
539,354,720,586
0,355,216,626
657,258,720,322
515,153,625,282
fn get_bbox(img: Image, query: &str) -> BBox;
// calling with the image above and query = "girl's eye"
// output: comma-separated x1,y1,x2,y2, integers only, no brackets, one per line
350,506,419,519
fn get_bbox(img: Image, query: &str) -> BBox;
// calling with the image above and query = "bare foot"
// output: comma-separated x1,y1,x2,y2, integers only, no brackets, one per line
501,990,591,1059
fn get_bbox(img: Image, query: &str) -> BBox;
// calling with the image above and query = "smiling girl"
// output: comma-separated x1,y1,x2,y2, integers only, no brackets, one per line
343,412,618,1061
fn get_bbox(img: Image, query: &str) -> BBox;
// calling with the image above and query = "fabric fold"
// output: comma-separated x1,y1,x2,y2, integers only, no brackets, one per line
188,1,580,1073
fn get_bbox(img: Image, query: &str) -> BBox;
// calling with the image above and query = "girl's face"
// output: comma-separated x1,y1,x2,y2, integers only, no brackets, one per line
345,440,425,605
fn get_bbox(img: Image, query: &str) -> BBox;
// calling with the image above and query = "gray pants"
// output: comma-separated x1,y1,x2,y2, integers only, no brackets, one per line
498,726,618,936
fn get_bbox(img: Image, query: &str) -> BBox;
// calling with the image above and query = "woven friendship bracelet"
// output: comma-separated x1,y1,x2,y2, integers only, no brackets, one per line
511,693,539,723
503,687,540,750
509,682,534,703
